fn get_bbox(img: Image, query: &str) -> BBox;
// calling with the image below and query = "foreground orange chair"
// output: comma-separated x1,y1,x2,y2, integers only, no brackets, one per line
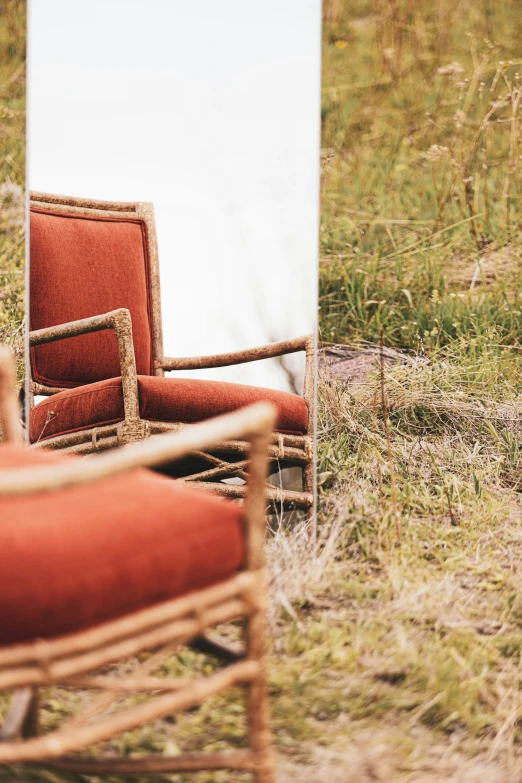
0,347,277,781
28,192,315,511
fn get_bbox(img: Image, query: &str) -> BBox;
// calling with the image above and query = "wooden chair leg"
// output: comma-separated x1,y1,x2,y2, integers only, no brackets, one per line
302,462,316,537
245,612,276,783
302,462,314,497
21,687,39,738
0,687,38,742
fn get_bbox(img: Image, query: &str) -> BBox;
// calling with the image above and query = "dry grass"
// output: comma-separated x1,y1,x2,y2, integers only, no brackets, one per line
307,343,522,778
316,0,522,774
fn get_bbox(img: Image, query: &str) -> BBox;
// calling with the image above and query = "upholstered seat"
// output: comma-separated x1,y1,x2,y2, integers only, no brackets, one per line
29,375,308,443
0,444,245,646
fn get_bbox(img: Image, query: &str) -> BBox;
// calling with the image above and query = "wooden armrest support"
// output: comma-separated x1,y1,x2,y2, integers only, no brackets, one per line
29,309,130,346
159,335,313,371
0,401,277,497
28,309,140,421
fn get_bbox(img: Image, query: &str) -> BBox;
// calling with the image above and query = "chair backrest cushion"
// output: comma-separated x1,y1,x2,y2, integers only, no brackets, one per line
30,207,154,387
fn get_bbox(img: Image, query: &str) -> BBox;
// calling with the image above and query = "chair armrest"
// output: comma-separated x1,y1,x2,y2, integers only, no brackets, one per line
158,335,313,371
30,309,131,346
29,309,140,422
2,334,276,572
160,334,316,439
0,401,277,498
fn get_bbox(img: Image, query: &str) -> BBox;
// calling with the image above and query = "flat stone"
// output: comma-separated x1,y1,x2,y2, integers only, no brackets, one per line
319,344,409,384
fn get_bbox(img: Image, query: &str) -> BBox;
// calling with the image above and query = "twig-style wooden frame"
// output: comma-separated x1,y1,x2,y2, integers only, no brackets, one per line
28,192,315,511
0,347,277,781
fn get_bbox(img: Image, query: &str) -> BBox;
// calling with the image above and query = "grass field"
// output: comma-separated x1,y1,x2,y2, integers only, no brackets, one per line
316,0,522,778
6,1,522,781
0,0,25,386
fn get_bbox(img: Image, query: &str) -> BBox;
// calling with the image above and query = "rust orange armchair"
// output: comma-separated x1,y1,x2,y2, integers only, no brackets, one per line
0,345,277,781
28,192,315,511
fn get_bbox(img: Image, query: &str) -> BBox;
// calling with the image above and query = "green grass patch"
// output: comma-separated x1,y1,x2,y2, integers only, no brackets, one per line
0,0,25,381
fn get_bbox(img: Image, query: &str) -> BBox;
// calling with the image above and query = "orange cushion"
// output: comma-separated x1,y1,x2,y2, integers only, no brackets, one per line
0,445,245,646
30,207,154,388
29,375,308,443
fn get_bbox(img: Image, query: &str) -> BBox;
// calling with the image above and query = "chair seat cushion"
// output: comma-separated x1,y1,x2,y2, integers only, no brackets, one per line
0,445,245,646
29,375,308,443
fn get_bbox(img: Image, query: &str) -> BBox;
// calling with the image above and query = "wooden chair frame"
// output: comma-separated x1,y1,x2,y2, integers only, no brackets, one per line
0,346,277,781
28,192,316,511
